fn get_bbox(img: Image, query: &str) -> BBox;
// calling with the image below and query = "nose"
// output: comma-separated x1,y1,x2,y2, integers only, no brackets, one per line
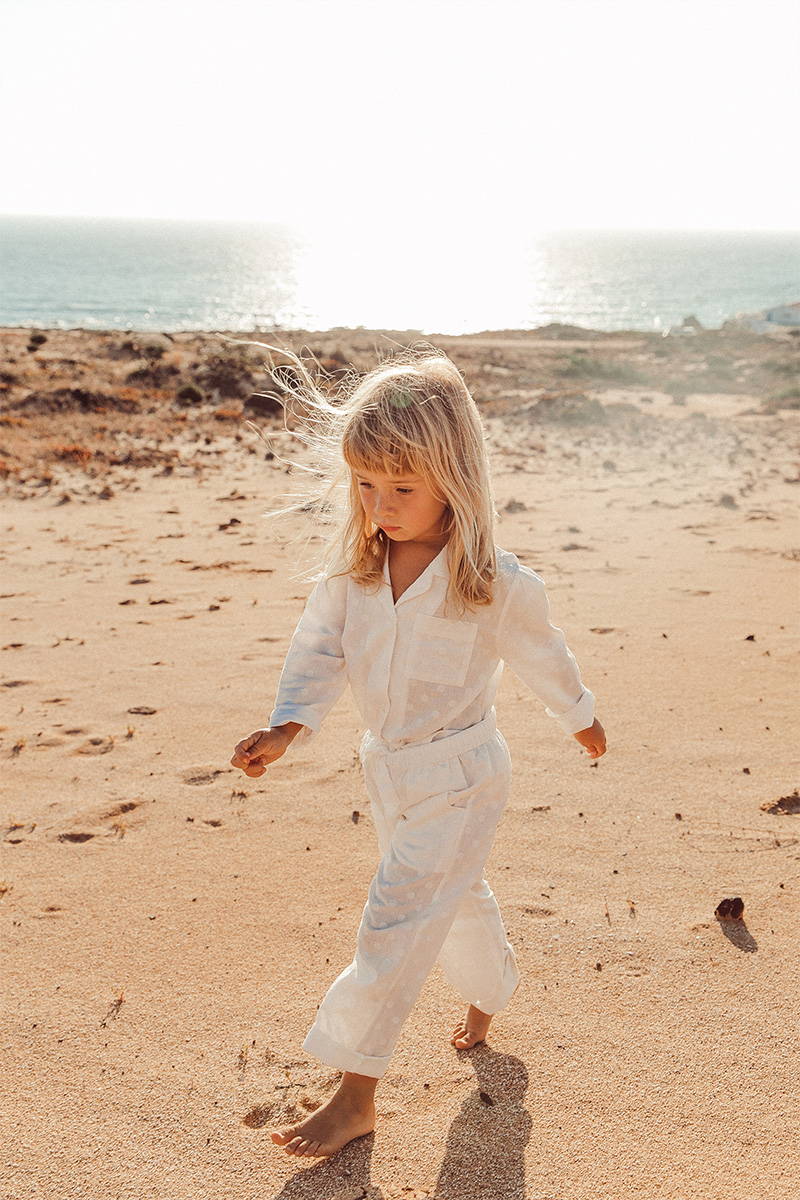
372,493,394,520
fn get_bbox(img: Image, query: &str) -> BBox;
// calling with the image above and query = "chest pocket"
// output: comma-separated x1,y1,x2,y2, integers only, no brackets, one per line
407,614,478,689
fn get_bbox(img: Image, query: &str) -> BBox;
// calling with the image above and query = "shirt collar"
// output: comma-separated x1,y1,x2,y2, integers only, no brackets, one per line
382,540,450,606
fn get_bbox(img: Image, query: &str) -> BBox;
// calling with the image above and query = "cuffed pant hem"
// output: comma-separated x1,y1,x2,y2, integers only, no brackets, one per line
467,962,521,1016
302,1026,390,1080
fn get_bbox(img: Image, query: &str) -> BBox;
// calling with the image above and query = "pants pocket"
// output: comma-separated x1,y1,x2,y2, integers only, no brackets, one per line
395,757,470,816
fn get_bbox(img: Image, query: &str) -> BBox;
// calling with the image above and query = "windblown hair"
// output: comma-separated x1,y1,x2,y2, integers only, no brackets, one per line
241,339,500,615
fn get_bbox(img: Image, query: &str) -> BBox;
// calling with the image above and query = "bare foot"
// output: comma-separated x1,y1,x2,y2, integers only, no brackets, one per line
270,1086,376,1158
450,1003,492,1050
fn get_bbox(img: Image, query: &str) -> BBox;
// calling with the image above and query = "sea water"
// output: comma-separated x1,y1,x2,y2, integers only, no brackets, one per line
0,216,797,335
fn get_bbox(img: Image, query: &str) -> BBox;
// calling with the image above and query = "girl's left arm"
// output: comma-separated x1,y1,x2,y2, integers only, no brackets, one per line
496,563,596,737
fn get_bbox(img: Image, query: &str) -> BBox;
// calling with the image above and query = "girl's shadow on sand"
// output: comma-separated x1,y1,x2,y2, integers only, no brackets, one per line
271,1048,531,1200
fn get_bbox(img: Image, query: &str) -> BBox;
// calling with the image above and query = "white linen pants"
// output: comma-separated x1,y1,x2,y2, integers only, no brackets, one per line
302,709,520,1079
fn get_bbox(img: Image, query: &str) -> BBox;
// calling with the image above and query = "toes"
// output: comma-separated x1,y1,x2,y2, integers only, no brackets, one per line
454,1031,480,1048
284,1135,304,1155
269,1127,294,1146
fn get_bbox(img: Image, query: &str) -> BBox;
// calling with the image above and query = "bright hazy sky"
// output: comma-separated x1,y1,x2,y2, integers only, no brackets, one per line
1,0,797,232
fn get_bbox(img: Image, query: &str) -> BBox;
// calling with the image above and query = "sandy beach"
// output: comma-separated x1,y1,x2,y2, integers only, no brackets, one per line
1,322,799,1200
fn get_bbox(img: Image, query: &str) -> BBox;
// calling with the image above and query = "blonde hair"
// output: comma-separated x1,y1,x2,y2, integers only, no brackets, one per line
242,339,499,616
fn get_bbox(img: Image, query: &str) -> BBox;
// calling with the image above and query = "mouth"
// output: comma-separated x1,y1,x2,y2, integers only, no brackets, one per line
381,525,401,532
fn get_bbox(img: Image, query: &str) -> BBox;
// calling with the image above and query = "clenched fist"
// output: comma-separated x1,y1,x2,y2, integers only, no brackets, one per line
572,718,607,760
230,727,292,778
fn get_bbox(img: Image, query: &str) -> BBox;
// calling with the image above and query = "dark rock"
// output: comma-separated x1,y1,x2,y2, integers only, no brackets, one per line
244,391,282,417
125,363,180,387
11,387,140,414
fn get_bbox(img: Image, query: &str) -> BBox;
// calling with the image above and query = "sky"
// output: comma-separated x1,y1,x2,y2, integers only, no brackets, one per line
1,0,798,234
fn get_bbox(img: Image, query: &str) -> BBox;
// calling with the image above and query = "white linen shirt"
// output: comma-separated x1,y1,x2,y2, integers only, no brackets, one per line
267,543,596,749
267,547,594,748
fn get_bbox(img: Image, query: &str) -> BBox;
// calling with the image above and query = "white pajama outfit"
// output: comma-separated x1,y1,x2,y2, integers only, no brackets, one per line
268,542,595,1078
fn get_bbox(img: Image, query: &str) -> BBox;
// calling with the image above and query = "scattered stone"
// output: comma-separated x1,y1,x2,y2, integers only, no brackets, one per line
175,384,205,407
761,790,800,815
715,896,744,921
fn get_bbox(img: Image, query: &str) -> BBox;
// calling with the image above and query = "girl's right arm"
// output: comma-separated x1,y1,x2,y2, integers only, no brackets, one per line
266,570,349,745
231,569,349,775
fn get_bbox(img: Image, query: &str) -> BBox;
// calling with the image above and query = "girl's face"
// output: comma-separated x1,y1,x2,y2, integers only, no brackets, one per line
354,466,449,547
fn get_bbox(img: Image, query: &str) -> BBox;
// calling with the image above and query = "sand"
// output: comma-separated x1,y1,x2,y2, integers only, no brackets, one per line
1,324,799,1199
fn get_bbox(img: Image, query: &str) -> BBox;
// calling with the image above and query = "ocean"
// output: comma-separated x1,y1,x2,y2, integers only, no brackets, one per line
0,216,797,336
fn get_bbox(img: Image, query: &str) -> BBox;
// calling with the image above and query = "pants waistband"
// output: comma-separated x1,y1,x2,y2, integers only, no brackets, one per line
360,709,497,770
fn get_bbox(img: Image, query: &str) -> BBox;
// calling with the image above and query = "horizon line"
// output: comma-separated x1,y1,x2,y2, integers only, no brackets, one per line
1,211,799,236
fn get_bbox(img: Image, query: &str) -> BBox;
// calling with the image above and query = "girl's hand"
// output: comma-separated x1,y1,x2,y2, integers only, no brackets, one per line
230,727,291,778
573,718,607,760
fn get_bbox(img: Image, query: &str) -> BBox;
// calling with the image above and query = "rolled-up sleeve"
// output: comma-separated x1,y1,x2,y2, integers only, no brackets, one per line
267,571,349,745
496,563,595,735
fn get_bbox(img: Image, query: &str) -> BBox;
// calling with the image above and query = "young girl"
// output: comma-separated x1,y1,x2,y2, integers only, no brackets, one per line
230,344,606,1161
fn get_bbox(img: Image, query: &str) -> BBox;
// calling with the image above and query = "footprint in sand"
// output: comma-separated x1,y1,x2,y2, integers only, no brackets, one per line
32,905,64,919
242,1103,278,1128
33,735,67,749
54,800,143,845
74,736,114,755
5,821,36,844
181,767,226,786
621,956,651,977
101,800,141,821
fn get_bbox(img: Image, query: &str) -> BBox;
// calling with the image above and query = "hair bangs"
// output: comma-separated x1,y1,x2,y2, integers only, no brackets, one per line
343,403,428,483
